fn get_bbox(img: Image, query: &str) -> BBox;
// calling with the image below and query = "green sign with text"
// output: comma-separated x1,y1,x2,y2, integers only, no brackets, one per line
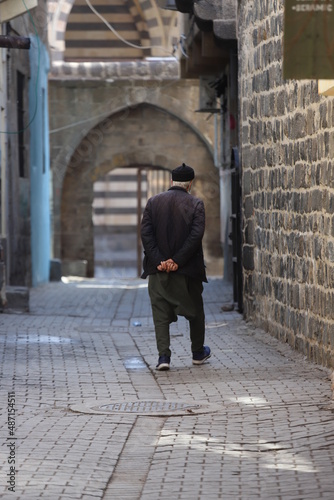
283,0,334,79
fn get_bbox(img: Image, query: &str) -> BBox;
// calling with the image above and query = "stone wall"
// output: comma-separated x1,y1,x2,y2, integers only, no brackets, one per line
239,0,334,368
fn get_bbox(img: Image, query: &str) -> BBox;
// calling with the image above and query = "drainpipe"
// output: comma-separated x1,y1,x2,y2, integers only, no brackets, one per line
0,25,7,237
214,113,219,168
0,22,8,308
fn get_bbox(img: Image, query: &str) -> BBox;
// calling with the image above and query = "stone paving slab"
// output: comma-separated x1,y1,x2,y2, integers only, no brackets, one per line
0,277,333,499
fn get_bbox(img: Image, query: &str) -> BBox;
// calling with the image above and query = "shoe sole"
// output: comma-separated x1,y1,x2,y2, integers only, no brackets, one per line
156,363,170,371
192,353,211,365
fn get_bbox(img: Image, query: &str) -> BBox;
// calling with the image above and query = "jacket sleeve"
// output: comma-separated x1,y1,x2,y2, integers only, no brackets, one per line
172,199,205,267
140,200,165,268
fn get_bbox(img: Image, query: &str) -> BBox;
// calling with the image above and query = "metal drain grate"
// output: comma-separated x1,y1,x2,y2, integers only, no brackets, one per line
70,399,220,417
95,401,201,413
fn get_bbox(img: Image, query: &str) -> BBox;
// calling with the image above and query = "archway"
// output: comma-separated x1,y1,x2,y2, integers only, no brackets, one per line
61,103,222,277
92,165,170,278
48,0,179,63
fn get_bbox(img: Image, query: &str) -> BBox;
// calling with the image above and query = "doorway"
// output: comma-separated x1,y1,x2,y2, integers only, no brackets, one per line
92,166,170,278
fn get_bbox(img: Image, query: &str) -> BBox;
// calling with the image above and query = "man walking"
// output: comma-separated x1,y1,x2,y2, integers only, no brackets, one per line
141,163,211,370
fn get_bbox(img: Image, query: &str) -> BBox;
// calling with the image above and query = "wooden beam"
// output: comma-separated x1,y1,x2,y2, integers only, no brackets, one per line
0,36,30,50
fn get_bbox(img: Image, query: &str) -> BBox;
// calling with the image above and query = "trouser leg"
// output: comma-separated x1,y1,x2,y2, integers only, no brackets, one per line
148,275,175,357
148,273,205,356
187,279,205,353
154,325,171,358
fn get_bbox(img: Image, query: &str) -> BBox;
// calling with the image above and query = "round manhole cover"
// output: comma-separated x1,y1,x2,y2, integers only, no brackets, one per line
70,399,220,416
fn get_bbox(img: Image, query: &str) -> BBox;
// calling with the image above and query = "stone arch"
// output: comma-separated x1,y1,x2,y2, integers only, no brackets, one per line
50,81,215,261
52,83,214,194
48,0,179,63
60,103,222,277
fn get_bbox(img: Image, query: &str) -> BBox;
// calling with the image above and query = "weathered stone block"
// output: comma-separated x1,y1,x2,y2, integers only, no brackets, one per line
295,336,305,354
244,196,254,219
242,170,252,195
243,245,254,271
61,260,88,277
4,287,29,312
244,220,254,245
213,20,237,40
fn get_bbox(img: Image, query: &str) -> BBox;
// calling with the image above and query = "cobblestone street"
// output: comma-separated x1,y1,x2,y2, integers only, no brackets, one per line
0,277,333,499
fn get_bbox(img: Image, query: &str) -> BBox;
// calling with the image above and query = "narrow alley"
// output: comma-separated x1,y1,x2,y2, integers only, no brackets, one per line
0,277,333,499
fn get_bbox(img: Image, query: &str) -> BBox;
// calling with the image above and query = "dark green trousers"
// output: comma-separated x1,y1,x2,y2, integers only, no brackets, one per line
148,273,205,357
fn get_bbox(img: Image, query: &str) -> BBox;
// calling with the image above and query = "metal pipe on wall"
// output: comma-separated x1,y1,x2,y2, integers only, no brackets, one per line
0,22,8,304
214,112,219,168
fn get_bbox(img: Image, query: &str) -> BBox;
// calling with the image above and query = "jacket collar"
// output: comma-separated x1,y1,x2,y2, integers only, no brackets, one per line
168,186,189,193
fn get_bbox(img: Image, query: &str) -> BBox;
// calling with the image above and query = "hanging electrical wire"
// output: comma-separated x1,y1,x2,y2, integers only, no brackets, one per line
179,35,188,59
50,110,111,134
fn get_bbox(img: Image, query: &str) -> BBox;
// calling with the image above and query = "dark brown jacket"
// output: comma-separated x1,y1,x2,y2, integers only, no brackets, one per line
141,186,207,282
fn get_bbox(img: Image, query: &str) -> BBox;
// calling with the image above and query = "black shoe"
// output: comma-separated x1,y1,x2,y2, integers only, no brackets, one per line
156,355,170,371
192,346,211,365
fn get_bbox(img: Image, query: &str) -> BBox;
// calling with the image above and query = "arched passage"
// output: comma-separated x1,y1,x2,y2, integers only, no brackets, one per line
61,103,222,277
93,165,170,278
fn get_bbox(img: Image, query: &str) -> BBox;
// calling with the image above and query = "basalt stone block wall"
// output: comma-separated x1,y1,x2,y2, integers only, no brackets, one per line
239,0,334,368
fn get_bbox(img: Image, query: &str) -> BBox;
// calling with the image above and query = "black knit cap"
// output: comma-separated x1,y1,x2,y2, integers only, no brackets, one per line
172,162,194,182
